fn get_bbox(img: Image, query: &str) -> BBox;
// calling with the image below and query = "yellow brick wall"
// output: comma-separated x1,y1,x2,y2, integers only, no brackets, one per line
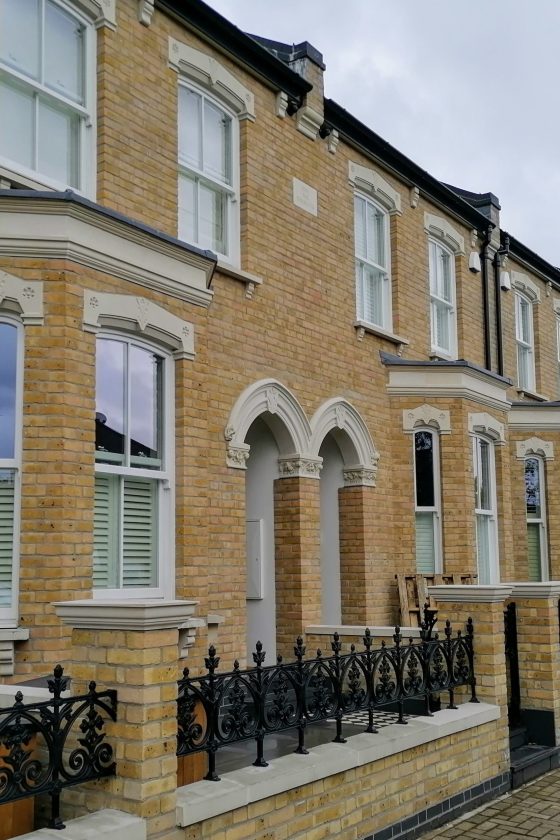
181,719,507,840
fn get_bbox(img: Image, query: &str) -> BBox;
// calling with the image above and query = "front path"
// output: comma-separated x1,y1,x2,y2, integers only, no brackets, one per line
421,770,560,839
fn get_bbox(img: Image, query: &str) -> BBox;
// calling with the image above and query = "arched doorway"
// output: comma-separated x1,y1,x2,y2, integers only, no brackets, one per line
319,434,345,624
245,417,279,659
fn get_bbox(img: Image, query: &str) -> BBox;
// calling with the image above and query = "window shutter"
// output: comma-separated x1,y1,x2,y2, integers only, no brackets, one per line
527,523,541,582
93,475,118,588
0,473,14,607
415,512,435,574
122,478,157,588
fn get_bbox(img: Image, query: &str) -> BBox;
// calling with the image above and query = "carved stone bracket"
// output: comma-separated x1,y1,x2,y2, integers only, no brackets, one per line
277,457,323,479
343,467,377,487
138,0,154,25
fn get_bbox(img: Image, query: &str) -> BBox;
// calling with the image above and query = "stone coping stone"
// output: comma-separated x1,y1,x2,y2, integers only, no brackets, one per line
176,702,499,828
11,809,146,840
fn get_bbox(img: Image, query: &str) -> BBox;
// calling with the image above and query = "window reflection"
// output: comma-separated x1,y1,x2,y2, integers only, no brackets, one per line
415,431,434,508
95,339,125,462
0,324,17,460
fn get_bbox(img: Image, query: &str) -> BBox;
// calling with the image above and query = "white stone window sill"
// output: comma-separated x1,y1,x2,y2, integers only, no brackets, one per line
516,387,548,402
216,260,263,298
176,702,499,828
430,351,456,362
354,320,409,350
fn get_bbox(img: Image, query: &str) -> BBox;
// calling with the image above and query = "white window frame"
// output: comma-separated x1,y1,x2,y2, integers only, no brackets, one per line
473,435,499,584
524,455,549,582
0,316,23,627
413,429,442,574
354,192,392,330
515,291,536,392
0,0,96,197
178,78,240,264
94,332,175,600
428,237,457,359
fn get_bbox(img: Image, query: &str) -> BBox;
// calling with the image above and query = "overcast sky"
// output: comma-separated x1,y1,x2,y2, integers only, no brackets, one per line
210,0,560,266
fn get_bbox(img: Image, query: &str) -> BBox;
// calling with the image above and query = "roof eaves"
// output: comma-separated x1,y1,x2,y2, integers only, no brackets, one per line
505,231,560,290
155,0,312,101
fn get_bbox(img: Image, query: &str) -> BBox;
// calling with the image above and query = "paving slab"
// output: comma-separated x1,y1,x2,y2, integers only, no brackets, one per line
421,768,560,839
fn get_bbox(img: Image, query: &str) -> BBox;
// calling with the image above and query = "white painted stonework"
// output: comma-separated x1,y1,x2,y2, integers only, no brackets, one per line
348,162,402,215
516,437,554,461
424,213,465,255
0,197,214,307
292,178,318,215
83,291,195,360
402,404,451,434
0,271,44,325
12,809,145,840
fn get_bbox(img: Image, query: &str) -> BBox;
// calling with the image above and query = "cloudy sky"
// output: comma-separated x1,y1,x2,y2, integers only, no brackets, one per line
210,0,560,266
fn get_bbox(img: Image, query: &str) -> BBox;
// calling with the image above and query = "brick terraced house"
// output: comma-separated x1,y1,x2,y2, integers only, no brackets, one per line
1,2,560,839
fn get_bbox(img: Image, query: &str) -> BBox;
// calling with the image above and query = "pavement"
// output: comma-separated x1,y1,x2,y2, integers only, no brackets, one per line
421,769,560,839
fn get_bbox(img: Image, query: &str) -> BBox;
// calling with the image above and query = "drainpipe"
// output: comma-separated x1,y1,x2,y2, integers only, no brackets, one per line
493,234,509,378
480,225,493,371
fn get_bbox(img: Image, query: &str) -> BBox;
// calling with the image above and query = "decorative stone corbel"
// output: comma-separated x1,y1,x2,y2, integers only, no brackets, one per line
138,0,154,25
409,186,420,209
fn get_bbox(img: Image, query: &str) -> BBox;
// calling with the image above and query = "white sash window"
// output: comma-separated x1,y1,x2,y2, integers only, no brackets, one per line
0,0,94,193
473,436,499,584
0,319,22,623
414,430,442,574
354,193,392,329
515,292,535,391
94,336,173,598
429,239,456,358
525,456,548,582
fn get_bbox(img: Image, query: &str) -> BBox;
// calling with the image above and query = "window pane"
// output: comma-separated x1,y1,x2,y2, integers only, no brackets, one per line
93,474,119,588
429,240,438,292
0,78,34,171
361,264,384,326
518,344,531,390
354,197,367,259
0,324,17,460
37,98,80,187
476,514,491,584
178,87,202,170
178,173,197,243
122,478,157,587
129,345,161,466
0,0,40,80
527,522,542,581
204,99,231,184
415,431,434,507
440,250,452,301
96,339,125,463
525,458,541,519
434,301,450,352
415,512,435,574
479,440,491,511
519,297,531,342
45,0,85,104
199,181,227,254
0,470,15,607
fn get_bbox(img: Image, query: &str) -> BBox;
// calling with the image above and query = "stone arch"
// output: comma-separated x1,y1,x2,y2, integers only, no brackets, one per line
225,379,312,469
309,398,379,486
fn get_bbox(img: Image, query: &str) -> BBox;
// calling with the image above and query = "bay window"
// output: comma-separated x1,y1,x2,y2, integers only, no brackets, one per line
0,319,22,622
414,430,442,574
354,193,392,329
94,336,173,597
0,0,94,193
178,81,238,261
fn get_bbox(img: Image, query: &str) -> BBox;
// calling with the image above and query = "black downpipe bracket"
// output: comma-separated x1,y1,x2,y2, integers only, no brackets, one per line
480,226,493,372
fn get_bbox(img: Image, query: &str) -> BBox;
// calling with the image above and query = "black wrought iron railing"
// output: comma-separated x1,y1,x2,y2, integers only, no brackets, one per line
0,665,117,829
177,618,477,781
